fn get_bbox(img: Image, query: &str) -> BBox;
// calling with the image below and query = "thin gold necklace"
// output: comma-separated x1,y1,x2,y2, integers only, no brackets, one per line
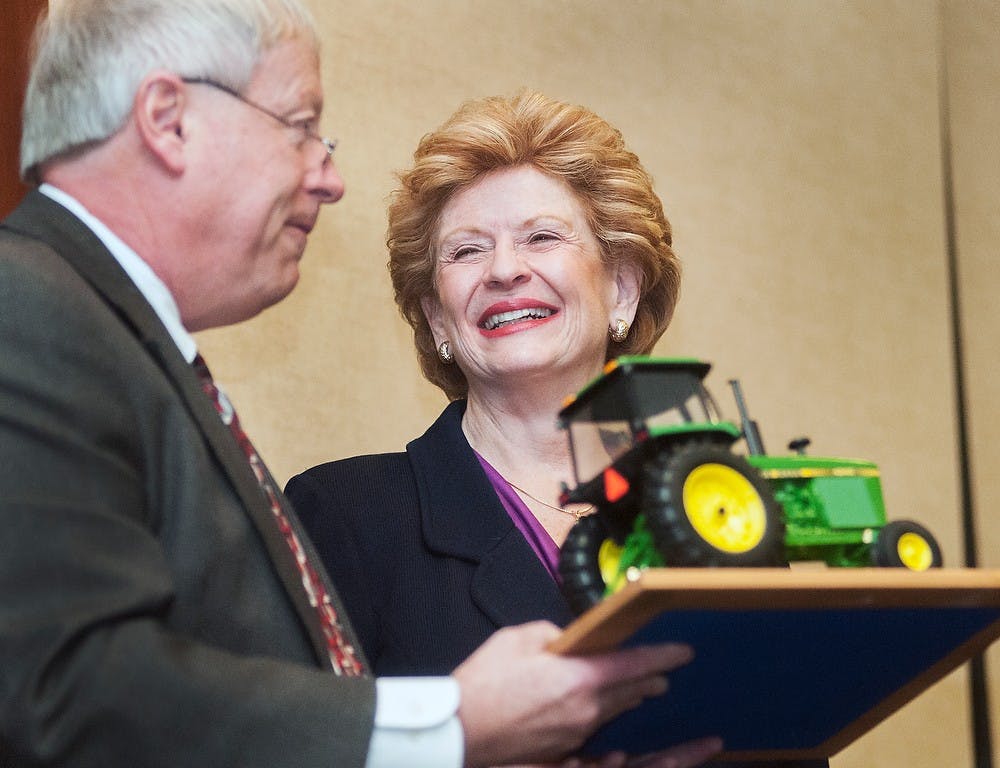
505,479,595,521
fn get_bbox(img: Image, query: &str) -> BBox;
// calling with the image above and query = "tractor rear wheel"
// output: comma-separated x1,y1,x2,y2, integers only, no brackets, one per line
871,520,942,570
559,514,620,615
644,443,786,567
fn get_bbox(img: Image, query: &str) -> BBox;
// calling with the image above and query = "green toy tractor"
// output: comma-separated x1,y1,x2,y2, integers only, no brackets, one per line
557,356,943,615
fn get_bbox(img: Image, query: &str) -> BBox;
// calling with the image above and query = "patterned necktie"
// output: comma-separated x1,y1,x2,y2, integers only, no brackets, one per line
191,353,364,676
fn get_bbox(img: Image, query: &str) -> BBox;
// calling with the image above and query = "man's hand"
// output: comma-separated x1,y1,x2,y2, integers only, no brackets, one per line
453,621,720,768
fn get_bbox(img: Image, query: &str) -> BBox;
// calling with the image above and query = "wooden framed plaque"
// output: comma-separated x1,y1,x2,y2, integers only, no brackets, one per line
550,568,1000,761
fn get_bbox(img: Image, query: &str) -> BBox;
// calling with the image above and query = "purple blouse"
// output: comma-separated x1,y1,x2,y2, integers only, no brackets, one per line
475,452,562,581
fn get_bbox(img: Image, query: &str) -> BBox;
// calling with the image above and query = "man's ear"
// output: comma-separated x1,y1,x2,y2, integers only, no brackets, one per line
133,71,188,174
611,259,642,325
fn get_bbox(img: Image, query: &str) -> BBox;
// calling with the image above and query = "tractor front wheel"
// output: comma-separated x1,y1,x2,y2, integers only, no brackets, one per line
871,520,942,571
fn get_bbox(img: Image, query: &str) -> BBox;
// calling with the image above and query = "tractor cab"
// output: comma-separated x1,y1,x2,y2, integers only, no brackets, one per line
558,357,738,508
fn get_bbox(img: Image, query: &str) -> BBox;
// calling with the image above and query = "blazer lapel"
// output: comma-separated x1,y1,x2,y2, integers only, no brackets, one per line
3,192,335,667
408,400,575,629
470,529,575,628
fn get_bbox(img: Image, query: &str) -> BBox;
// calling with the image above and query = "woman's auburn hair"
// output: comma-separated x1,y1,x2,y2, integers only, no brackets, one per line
387,89,681,401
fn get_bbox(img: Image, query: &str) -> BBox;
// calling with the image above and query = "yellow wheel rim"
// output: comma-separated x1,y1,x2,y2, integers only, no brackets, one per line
897,532,933,571
598,538,627,594
682,463,767,553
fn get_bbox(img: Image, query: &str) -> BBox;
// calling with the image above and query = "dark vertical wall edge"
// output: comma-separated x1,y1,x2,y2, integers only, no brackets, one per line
937,4,994,767
0,0,46,219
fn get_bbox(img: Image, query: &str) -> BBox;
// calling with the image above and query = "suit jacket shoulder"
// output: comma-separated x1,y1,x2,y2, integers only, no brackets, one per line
287,399,574,676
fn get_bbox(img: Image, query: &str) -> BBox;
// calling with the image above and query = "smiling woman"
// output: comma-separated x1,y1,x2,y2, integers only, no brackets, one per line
389,90,679,403
286,87,681,669
285,93,814,766
422,164,630,394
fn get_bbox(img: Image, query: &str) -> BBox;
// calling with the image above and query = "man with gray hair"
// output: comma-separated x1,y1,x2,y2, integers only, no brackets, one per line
0,1,723,767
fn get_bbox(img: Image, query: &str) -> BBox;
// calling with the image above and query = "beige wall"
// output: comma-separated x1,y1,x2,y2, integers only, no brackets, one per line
196,1,998,764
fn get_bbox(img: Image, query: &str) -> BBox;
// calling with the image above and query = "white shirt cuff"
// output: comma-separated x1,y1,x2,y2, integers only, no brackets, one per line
364,676,463,768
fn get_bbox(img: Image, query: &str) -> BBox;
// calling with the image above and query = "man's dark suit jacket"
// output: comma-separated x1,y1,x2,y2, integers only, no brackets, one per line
0,192,375,768
285,399,577,675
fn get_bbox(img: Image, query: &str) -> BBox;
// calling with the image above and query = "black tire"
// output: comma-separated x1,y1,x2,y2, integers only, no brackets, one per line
871,519,943,570
644,442,786,567
559,515,616,615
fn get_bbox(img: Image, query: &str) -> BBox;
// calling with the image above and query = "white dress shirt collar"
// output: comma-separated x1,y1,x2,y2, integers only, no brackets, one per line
38,183,198,364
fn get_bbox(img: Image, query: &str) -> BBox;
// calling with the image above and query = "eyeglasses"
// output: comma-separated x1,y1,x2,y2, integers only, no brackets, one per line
181,77,337,160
